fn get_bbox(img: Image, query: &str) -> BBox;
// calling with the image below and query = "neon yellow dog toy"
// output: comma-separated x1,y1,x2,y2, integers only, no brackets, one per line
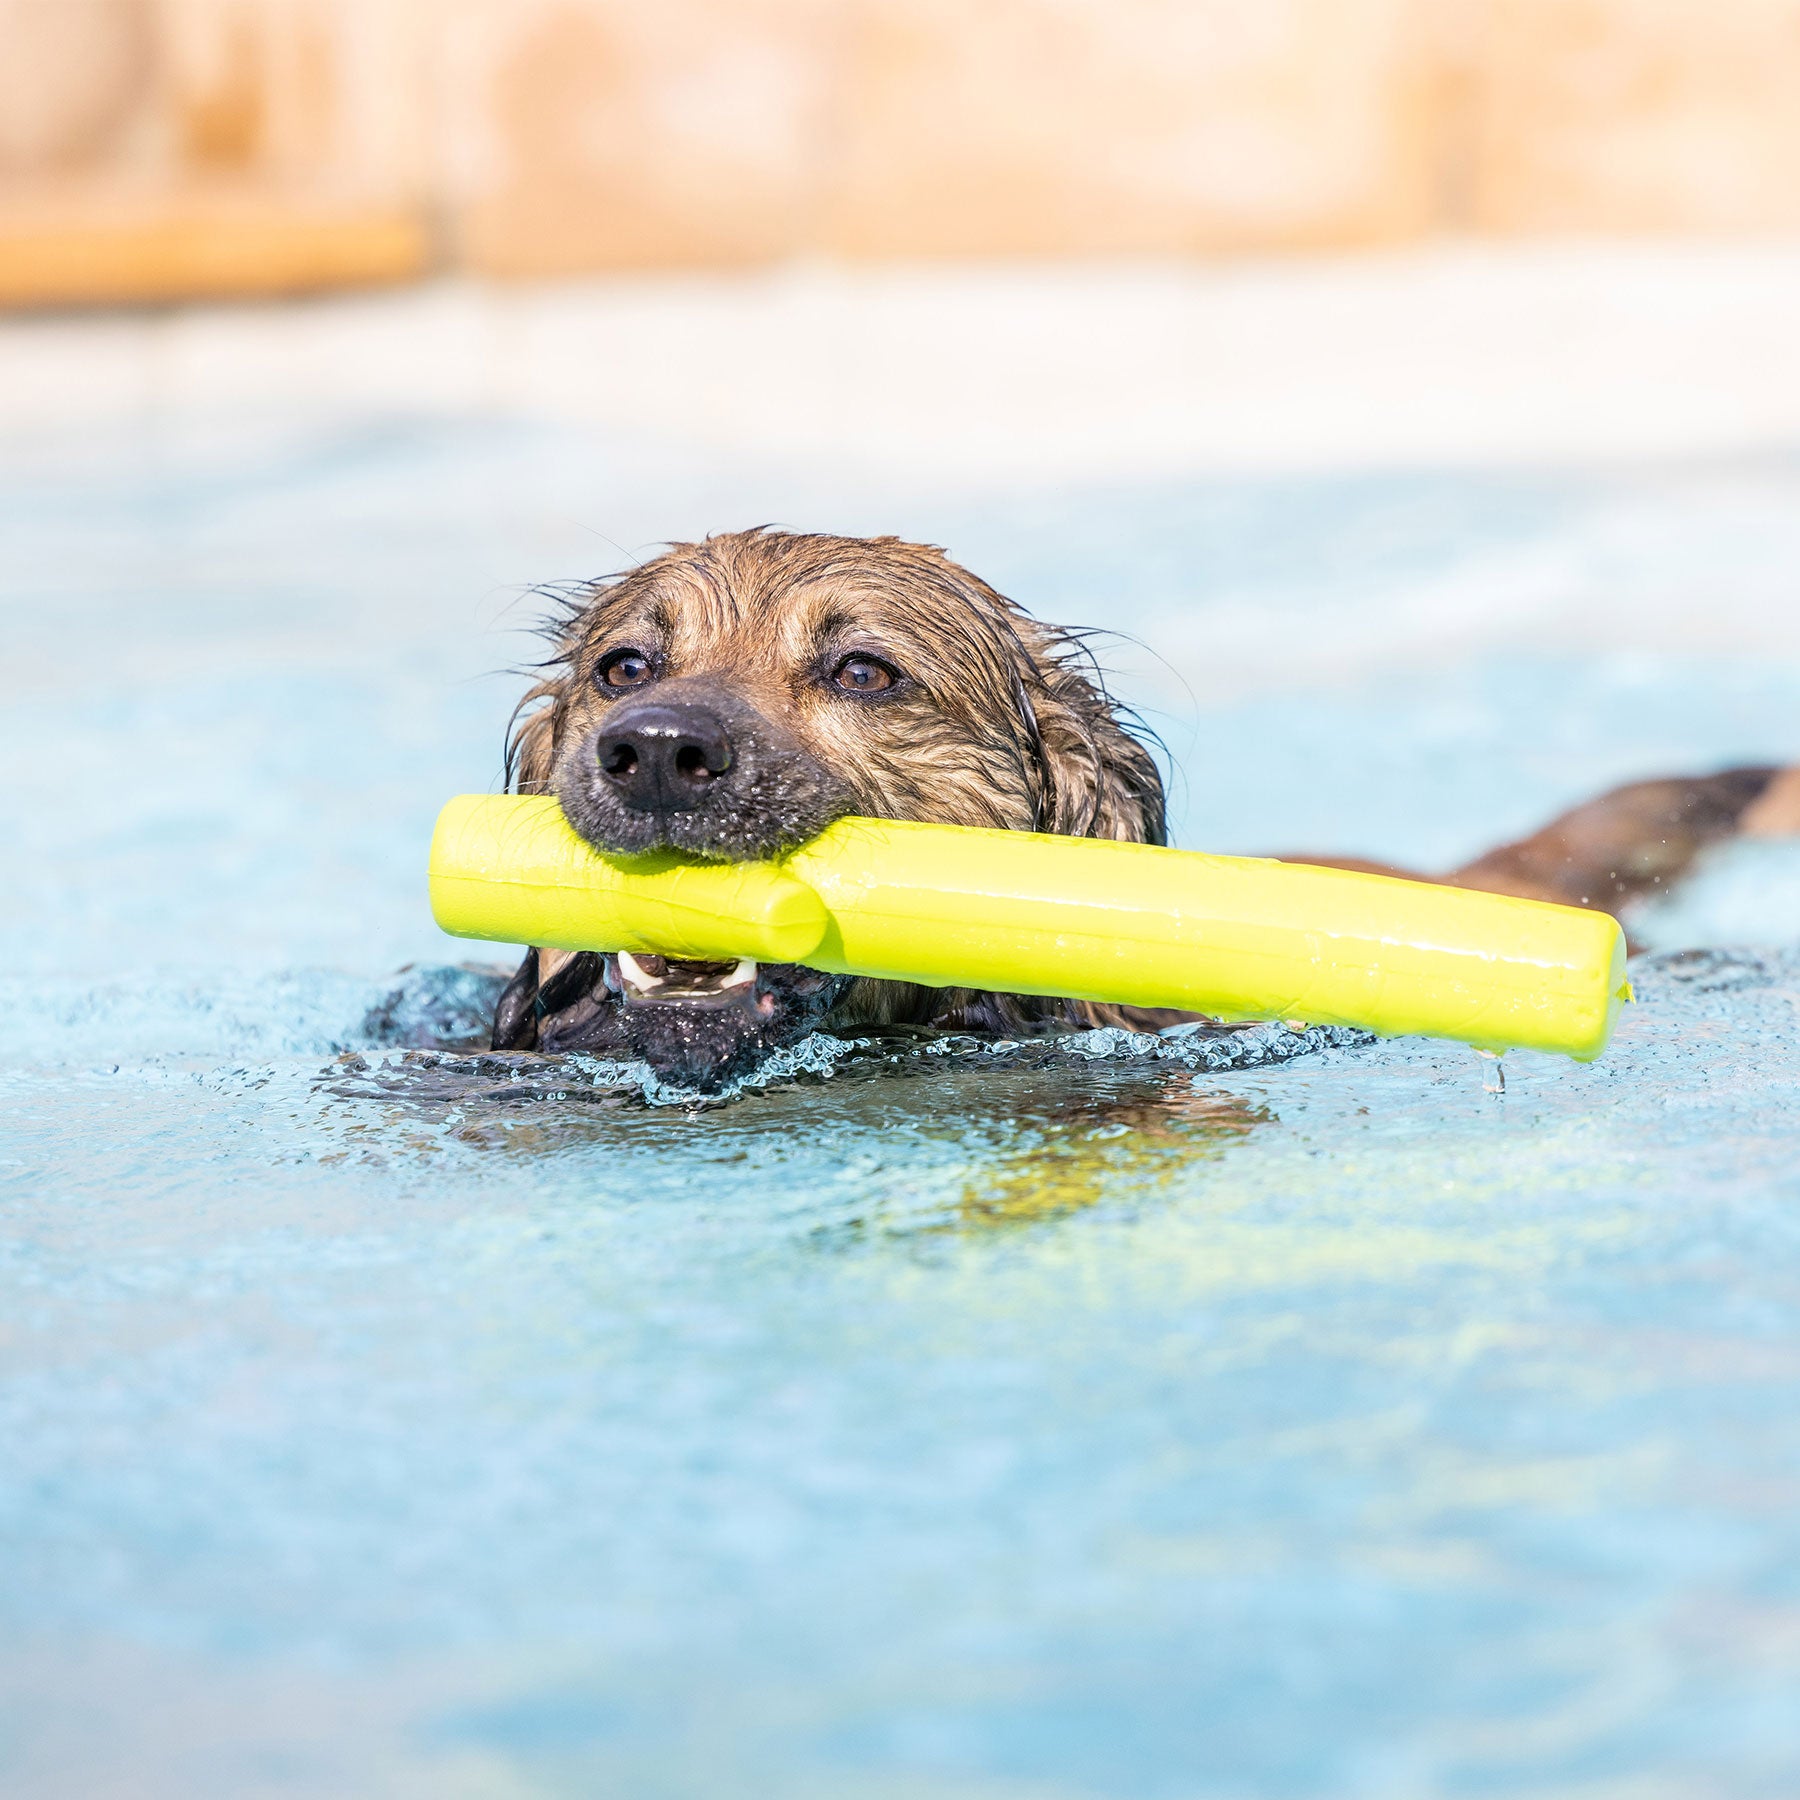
429,794,1629,1060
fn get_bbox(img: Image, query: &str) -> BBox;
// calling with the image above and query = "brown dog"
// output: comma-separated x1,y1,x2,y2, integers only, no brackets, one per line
491,529,1798,1088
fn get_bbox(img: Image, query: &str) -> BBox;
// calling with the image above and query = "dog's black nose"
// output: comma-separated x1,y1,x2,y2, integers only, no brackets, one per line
596,701,735,813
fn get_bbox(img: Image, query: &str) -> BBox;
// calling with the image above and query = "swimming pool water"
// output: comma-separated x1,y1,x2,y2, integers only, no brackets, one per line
4,407,1800,1797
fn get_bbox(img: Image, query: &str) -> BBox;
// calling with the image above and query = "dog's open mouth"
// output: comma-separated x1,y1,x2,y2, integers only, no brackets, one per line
525,949,847,1090
607,951,774,1016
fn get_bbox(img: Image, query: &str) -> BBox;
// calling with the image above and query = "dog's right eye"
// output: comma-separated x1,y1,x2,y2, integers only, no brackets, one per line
597,649,655,690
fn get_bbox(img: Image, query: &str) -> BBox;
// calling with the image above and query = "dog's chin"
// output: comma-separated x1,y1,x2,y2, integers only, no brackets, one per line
539,954,848,1093
560,801,756,861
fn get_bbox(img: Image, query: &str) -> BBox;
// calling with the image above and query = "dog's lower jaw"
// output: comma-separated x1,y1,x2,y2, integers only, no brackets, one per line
492,951,1183,1088
532,956,850,1092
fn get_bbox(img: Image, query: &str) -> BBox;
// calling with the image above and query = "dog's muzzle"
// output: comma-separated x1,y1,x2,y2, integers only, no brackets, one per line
554,681,854,862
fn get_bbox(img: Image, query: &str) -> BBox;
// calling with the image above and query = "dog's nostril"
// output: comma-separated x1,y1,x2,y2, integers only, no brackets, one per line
596,702,735,812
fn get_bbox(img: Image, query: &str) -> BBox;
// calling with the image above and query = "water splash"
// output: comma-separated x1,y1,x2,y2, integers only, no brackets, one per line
325,978,1373,1111
10,947,1800,1799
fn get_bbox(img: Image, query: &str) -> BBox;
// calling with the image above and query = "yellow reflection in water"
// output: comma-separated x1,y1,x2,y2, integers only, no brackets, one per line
957,1077,1270,1228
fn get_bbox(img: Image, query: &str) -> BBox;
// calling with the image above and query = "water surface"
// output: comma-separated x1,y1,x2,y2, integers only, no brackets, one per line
4,413,1800,1797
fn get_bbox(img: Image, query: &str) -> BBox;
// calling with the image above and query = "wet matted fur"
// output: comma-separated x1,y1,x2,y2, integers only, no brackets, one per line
490,527,1795,1089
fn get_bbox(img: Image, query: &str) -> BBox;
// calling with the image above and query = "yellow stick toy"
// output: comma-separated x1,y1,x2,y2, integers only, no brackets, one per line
430,793,1631,1060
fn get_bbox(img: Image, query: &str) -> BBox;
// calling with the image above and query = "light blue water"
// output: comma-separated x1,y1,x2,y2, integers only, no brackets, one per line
4,412,1800,1797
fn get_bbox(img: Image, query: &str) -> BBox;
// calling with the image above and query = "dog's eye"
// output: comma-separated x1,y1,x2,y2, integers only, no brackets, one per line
597,648,655,690
831,654,899,695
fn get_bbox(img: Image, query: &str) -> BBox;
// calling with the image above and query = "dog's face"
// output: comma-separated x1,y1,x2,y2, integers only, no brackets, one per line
497,531,1165,1088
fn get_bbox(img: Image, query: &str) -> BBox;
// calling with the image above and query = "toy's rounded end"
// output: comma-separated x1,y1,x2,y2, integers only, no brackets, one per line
428,792,829,963
1564,916,1632,1062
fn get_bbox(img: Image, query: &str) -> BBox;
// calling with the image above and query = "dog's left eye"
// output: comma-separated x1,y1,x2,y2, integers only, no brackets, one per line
831,654,899,694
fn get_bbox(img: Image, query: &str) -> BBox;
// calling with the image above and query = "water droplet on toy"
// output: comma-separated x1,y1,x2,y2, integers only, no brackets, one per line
1476,1048,1505,1096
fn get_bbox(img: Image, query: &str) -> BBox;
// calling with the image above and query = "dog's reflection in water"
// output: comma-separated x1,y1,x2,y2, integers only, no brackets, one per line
323,1043,1272,1225
953,1075,1269,1228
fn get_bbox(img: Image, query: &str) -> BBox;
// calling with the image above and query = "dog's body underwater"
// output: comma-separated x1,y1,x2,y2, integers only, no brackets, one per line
489,529,1800,1089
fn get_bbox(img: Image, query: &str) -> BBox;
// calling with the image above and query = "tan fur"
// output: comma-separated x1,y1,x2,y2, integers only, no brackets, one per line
512,531,1161,844
1742,767,1800,837
1446,768,1785,911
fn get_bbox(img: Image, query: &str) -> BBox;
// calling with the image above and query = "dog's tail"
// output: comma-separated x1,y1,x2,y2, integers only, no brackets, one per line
1272,764,1796,918
1448,765,1791,912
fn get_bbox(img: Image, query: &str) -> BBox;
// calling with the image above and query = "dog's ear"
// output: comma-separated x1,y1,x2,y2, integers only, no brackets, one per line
505,677,563,795
1023,636,1168,846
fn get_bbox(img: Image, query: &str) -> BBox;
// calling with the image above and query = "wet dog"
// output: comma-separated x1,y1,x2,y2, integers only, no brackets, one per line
491,529,1799,1089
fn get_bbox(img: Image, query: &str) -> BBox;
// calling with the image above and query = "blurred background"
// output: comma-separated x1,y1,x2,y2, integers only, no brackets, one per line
8,9,1800,1798
5,0,1800,302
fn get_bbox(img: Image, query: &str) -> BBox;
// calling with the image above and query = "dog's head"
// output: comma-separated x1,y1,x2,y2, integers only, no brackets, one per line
498,529,1165,1087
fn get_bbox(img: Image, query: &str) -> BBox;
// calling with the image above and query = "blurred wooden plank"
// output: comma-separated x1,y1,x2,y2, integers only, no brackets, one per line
1471,0,1800,233
7,0,1800,298
826,0,1443,257
446,0,836,276
0,192,429,309
444,0,1443,273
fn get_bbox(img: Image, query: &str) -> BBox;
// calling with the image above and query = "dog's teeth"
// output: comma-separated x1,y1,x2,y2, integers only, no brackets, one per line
617,951,664,990
616,951,757,1004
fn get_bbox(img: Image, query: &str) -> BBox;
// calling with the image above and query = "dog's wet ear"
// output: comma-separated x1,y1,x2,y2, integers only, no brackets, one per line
505,677,563,795
1025,633,1168,847
896,542,1169,848
491,948,540,1049
507,576,609,794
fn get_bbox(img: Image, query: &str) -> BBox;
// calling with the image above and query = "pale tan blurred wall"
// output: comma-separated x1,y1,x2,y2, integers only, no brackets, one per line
2,0,1798,305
